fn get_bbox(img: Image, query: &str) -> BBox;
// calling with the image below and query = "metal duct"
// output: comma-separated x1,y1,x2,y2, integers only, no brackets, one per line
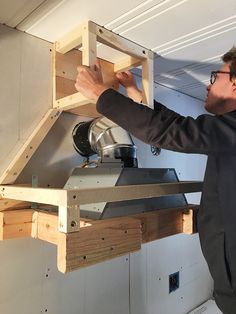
72,117,138,167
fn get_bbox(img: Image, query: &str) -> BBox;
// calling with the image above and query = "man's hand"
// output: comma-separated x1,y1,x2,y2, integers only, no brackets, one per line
116,71,142,103
75,60,109,102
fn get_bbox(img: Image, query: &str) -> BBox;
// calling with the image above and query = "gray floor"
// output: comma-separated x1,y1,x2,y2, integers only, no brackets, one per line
188,299,222,314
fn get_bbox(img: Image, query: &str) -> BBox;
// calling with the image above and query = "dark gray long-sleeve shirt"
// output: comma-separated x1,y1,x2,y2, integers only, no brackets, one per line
97,88,236,314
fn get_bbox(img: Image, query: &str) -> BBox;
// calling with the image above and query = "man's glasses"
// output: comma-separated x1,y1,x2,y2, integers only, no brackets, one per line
210,71,236,85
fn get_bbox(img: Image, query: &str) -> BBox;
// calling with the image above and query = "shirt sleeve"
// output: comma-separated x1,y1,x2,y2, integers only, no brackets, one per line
96,88,236,155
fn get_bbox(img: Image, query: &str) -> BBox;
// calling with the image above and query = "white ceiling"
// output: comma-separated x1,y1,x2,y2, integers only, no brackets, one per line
1,0,236,101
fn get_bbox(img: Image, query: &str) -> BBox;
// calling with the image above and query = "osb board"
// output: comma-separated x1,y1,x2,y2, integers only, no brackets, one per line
0,25,53,183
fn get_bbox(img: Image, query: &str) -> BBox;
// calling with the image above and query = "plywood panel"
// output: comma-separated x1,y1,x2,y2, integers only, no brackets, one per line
16,113,86,188
20,33,53,140
0,25,21,178
0,25,53,183
0,0,44,26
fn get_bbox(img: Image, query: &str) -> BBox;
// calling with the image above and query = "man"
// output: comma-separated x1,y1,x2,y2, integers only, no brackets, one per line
75,47,236,314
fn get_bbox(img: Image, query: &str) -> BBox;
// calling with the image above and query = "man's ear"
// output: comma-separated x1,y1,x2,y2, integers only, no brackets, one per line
232,77,236,91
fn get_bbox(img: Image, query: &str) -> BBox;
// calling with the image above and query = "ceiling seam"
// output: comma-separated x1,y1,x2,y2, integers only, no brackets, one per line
154,15,236,50
156,25,236,56
155,20,236,54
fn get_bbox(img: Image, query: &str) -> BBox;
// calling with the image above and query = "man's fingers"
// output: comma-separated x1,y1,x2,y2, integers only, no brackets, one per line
116,71,130,79
77,65,89,72
116,72,122,79
95,58,101,70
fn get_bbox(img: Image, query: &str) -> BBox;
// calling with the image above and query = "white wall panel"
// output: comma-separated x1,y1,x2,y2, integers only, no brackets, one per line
130,245,148,314
20,32,53,140
0,238,46,314
146,236,212,314
0,0,45,26
0,25,21,176
84,257,130,314
0,25,52,183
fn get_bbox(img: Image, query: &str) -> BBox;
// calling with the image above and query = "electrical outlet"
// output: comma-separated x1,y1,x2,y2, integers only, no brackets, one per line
169,271,179,293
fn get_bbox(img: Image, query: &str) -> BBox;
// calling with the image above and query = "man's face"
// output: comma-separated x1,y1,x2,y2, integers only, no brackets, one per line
205,63,236,115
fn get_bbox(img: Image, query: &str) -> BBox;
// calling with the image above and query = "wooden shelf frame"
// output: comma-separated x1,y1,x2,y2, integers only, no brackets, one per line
53,20,154,113
0,181,201,272
0,205,198,273
0,181,202,233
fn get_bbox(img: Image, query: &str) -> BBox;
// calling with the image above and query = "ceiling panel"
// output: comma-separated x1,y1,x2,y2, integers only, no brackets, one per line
0,0,236,101
19,0,146,41
154,27,235,99
117,0,236,50
0,0,45,27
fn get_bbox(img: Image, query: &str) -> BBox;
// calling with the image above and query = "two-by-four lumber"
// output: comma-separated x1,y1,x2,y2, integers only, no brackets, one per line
53,49,119,115
0,206,197,273
54,20,154,112
56,21,150,59
0,209,34,240
133,205,198,243
57,216,141,273
0,182,203,206
0,182,202,234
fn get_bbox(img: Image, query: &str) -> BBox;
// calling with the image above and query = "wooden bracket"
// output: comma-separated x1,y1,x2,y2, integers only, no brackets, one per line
0,205,198,273
0,181,202,233
53,20,154,114
0,181,201,273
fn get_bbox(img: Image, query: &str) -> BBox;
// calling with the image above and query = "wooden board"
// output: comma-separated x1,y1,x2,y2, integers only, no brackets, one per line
0,209,33,240
57,216,141,273
0,205,198,273
54,20,154,111
54,49,119,116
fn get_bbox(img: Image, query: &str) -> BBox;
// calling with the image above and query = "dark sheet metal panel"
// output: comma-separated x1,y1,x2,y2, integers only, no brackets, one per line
101,168,187,219
76,168,188,220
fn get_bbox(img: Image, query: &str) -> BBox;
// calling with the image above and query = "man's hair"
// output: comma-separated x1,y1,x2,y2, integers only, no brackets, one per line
222,46,236,79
